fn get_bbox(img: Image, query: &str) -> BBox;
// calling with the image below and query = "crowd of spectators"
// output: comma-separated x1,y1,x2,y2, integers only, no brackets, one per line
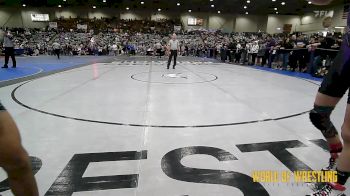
212,32,342,77
54,18,181,34
1,18,344,78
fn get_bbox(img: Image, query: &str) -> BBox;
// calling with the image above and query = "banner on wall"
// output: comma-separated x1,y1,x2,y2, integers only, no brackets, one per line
49,22,57,29
31,14,50,22
188,18,204,26
77,24,88,30
314,10,334,18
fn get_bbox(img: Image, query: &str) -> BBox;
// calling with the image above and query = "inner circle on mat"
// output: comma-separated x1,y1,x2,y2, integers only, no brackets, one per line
12,63,319,127
131,71,218,84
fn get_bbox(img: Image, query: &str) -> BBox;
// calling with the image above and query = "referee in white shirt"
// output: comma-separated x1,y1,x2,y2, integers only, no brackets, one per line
167,33,180,69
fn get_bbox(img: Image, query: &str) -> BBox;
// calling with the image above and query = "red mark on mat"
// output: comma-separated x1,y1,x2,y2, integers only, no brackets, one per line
93,64,99,79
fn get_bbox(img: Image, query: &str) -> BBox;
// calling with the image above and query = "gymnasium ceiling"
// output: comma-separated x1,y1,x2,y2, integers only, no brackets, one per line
0,0,347,15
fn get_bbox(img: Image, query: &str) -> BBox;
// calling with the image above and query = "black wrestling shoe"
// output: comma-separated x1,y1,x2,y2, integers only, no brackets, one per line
1,66,8,69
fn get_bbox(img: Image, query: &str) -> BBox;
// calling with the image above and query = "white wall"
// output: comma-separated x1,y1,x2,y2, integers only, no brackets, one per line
88,10,111,19
208,14,235,33
120,12,143,20
151,13,170,21
299,13,329,33
332,5,348,27
55,9,80,19
119,10,150,20
266,15,301,34
235,15,265,32
0,8,22,28
257,15,268,32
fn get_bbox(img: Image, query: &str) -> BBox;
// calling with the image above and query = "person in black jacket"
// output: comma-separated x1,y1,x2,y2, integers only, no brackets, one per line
228,42,236,62
280,37,294,70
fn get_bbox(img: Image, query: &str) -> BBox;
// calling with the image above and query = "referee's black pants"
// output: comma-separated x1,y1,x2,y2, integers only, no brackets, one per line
167,50,177,69
4,47,16,68
54,49,60,59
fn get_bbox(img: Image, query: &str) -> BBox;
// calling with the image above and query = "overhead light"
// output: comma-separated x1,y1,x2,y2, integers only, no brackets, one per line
92,5,96,8
276,11,279,14
158,8,161,11
217,10,221,13
103,0,106,2
281,2,285,5
274,7,277,10
272,0,276,1
126,7,129,10
335,26,345,29
244,5,247,9
277,27,281,30
141,1,144,4
210,0,213,1
308,1,312,4
188,9,192,12
247,0,250,3
63,0,66,1
211,4,214,7
177,3,180,6
22,4,26,7
245,12,249,14
58,4,62,7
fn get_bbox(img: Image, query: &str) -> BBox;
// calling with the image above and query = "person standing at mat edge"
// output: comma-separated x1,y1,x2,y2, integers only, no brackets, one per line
2,30,16,68
52,40,61,59
307,0,350,195
167,33,180,69
0,101,39,196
